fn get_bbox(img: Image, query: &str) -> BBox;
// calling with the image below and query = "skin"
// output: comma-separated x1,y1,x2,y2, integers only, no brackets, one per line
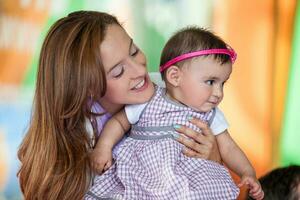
167,56,232,112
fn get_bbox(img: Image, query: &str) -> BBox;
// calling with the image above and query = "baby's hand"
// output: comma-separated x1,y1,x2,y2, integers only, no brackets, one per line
89,146,113,174
238,175,264,200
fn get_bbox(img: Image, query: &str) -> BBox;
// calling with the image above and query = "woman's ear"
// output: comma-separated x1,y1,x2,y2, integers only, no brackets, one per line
165,65,181,87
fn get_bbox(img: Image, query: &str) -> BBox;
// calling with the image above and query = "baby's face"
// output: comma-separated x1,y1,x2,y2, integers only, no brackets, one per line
177,56,232,112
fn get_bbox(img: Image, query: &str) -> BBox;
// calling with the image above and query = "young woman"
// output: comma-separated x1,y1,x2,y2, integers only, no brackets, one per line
18,11,222,199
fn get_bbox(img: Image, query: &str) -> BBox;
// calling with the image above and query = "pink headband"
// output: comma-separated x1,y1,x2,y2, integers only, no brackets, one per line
159,48,237,72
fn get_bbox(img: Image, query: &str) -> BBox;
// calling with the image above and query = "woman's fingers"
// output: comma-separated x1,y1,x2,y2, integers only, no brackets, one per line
180,117,215,146
188,117,211,135
174,117,221,163
189,118,215,144
174,123,206,145
182,147,211,159
189,117,222,163
175,127,210,159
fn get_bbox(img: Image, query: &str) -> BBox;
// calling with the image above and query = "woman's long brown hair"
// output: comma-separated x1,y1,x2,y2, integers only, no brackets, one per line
17,11,120,200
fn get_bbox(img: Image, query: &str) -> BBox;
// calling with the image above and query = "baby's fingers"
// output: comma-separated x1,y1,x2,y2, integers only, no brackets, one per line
92,161,105,174
249,183,260,194
238,178,248,188
257,191,264,200
250,189,264,200
104,160,113,171
249,183,264,200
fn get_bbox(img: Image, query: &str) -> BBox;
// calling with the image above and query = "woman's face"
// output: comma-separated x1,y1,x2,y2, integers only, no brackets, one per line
99,25,154,114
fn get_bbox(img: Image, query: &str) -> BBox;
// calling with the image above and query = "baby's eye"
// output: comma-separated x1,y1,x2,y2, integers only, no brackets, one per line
110,65,124,78
205,80,214,85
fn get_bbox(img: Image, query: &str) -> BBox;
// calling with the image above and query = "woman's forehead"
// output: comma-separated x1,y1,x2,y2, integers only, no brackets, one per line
101,26,130,52
100,25,131,72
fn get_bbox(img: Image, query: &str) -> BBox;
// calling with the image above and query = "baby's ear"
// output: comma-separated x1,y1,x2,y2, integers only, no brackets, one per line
165,65,181,87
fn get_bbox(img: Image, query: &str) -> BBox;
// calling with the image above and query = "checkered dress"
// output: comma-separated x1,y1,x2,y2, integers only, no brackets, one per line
85,86,239,200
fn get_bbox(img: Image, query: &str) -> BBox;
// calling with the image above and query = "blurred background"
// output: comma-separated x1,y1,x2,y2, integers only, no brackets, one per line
0,0,299,199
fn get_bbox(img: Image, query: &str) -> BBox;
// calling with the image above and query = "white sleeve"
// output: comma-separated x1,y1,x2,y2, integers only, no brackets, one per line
124,102,148,124
210,107,229,135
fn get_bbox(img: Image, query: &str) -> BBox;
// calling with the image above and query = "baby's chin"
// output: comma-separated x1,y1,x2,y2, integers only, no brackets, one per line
190,105,214,113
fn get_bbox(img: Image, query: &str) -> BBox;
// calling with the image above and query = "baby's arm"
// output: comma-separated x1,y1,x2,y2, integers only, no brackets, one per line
90,109,130,174
216,131,264,200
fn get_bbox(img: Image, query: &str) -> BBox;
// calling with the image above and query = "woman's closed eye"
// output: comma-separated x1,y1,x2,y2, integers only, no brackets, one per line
110,65,124,78
130,46,139,57
131,49,139,56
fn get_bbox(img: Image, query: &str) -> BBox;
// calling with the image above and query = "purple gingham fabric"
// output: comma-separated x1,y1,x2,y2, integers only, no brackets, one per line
85,86,239,200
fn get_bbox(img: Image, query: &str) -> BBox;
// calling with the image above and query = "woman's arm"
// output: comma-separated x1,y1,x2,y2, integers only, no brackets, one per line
174,117,222,163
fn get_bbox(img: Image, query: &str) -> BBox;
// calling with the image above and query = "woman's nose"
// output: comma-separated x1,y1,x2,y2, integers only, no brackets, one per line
128,58,146,78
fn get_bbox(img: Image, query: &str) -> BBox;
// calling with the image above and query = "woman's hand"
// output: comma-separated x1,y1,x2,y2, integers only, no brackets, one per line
173,117,222,163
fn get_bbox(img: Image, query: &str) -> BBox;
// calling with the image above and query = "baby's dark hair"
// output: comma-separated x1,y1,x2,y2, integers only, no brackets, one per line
160,27,231,80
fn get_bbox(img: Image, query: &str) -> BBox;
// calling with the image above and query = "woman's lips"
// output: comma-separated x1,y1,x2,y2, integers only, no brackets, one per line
131,76,149,92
